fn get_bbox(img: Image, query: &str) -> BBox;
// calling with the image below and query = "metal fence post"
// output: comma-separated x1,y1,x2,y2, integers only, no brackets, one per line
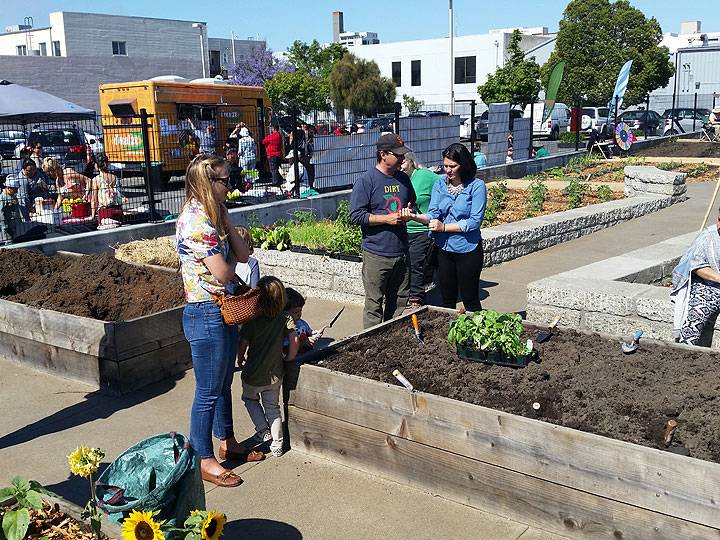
613,95,619,127
394,102,401,135
470,99,476,151
574,96,581,152
528,99,533,156
291,108,300,199
139,108,158,221
693,91,698,131
644,94,650,140
714,92,718,110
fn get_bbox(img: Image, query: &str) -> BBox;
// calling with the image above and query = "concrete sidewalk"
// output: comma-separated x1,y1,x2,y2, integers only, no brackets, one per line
0,182,714,539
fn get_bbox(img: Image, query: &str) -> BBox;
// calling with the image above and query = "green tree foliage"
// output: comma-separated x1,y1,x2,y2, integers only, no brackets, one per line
478,30,542,107
330,53,397,117
265,40,346,114
402,94,425,114
541,0,674,106
265,71,331,114
286,40,346,78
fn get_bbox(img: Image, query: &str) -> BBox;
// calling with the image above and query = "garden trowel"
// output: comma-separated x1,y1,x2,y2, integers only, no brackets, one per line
411,314,424,344
318,307,345,336
621,330,643,354
536,315,561,343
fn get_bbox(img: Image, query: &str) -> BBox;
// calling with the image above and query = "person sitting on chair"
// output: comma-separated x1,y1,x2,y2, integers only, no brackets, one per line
709,107,720,140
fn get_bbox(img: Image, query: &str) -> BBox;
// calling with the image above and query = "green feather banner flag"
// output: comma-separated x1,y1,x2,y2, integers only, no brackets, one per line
542,61,565,123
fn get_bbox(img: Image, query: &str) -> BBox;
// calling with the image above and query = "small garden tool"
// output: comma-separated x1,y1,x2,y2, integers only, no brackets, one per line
318,307,345,336
664,419,678,447
536,315,561,343
393,369,414,392
621,330,643,354
411,314,424,344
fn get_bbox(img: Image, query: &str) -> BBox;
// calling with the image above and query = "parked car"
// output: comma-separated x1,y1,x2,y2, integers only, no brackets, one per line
472,109,524,142
356,117,393,133
315,122,345,135
581,107,611,136
526,102,571,139
617,110,662,136
0,129,25,159
662,108,711,136
15,126,91,170
407,110,450,118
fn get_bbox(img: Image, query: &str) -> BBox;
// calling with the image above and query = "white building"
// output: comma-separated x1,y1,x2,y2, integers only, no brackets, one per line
655,21,720,100
339,31,380,47
349,27,556,112
0,12,264,111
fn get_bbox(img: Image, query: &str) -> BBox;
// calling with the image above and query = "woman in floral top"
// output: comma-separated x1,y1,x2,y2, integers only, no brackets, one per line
176,154,261,488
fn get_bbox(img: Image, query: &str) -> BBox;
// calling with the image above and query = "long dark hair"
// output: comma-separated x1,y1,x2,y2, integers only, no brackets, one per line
442,143,477,182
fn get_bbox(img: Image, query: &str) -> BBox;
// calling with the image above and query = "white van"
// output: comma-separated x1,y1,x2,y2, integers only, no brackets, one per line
525,102,571,139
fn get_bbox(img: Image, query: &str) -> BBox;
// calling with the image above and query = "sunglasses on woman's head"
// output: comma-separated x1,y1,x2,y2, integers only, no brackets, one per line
212,176,230,187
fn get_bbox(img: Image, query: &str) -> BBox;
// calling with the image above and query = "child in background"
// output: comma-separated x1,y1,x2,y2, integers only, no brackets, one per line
235,226,260,287
238,276,299,457
285,288,321,354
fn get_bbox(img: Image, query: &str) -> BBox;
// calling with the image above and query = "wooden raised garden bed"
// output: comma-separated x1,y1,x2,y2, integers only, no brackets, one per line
287,307,720,539
0,250,188,394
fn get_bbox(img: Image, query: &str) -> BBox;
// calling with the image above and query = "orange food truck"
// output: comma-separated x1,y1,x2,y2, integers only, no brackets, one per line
98,80,272,183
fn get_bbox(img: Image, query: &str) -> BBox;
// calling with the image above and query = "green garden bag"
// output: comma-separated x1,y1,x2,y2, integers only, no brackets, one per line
95,432,205,528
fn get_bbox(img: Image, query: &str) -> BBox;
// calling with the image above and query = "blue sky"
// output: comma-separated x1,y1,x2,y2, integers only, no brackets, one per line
2,0,716,51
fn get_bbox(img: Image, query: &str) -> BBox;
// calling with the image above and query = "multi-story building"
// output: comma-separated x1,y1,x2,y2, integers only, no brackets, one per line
348,27,556,111
0,11,265,111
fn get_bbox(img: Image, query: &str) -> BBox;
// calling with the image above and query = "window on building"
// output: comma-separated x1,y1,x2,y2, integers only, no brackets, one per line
454,56,476,84
52,41,61,56
392,61,402,87
112,41,127,56
39,42,47,56
16,45,27,56
411,60,421,87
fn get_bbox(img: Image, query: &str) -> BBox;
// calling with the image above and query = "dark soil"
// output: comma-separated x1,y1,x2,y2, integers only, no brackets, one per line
634,141,720,158
0,249,183,320
318,311,720,463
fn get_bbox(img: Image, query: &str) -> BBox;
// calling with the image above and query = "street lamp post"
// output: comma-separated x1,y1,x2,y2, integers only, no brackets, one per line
192,23,207,78
449,0,455,114
231,32,236,65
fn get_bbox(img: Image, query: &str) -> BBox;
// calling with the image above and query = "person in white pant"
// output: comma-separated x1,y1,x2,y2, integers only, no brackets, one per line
237,276,299,456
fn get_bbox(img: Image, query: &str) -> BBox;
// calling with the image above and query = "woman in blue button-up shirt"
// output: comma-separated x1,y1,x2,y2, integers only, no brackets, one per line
405,143,486,311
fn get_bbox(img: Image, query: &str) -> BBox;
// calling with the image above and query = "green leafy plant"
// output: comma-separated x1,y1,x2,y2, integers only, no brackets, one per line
249,226,266,247
327,223,362,255
483,181,509,226
564,177,588,209
559,131,580,143
291,208,317,225
596,184,614,202
624,156,646,166
545,167,565,177
526,178,548,215
447,310,529,357
655,160,681,171
260,226,292,251
0,477,47,540
68,446,105,540
685,162,710,177
335,199,352,228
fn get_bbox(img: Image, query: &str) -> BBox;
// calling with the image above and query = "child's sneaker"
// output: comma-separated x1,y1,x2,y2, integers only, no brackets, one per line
270,446,284,458
254,430,272,444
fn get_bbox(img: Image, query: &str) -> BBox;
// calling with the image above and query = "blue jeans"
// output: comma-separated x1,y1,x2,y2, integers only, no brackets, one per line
183,301,238,459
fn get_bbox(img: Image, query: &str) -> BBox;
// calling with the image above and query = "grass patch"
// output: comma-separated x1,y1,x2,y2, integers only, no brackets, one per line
288,221,336,250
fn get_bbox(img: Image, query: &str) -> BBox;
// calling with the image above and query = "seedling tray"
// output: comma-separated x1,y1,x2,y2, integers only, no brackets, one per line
456,344,537,368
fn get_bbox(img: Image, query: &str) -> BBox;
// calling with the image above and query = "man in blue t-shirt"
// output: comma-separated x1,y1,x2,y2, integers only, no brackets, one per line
350,133,417,328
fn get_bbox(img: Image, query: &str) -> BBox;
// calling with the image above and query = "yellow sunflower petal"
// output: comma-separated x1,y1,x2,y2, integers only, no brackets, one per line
202,511,226,540
121,509,165,540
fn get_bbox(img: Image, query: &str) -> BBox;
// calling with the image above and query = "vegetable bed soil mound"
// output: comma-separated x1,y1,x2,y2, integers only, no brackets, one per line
0,249,183,320
319,311,720,463
634,140,720,158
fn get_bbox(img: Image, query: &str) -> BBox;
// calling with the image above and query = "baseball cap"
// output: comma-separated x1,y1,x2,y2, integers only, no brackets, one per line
376,133,411,155
4,176,20,189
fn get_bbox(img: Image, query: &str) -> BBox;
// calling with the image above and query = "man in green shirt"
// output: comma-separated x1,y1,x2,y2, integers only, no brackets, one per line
401,152,439,307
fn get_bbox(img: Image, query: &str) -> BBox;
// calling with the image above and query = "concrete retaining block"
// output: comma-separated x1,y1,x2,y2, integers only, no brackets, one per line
624,166,687,199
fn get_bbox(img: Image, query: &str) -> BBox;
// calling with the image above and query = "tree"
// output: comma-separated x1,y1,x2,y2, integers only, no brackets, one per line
228,43,293,87
478,30,542,108
264,71,331,115
540,0,674,106
330,53,396,117
286,40,346,79
403,94,424,114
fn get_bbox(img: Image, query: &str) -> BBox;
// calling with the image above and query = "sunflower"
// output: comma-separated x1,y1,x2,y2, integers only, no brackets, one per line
201,511,226,540
67,446,105,477
121,510,165,540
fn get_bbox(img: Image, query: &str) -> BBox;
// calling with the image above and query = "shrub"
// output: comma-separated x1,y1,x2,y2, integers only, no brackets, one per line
526,178,547,214
596,184,614,202
564,177,588,209
483,181,508,226
655,161,682,171
685,162,710,177
559,131,580,143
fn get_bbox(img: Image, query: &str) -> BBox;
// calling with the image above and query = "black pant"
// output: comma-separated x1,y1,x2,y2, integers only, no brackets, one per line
407,232,435,304
437,243,483,312
269,156,282,184
302,160,315,189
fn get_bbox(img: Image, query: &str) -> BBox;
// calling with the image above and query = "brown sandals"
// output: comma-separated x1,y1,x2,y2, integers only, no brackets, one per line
218,447,265,462
201,469,243,488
